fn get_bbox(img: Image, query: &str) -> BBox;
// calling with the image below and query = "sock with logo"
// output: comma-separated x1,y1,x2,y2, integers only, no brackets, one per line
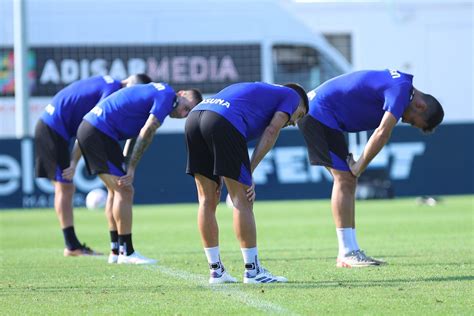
351,228,360,251
118,234,134,256
110,230,119,255
336,228,356,258
62,226,82,250
241,247,260,277
204,246,224,274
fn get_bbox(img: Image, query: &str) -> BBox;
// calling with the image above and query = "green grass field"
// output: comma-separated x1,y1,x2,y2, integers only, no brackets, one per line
1,196,473,315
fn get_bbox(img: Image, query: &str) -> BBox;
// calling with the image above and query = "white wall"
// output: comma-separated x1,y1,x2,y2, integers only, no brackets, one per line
287,0,473,123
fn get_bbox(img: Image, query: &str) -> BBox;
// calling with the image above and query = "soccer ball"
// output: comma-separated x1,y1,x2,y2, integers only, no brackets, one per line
85,188,107,210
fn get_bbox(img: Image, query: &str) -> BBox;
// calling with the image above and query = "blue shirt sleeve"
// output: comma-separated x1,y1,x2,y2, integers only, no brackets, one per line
276,90,300,119
150,93,174,124
382,82,412,121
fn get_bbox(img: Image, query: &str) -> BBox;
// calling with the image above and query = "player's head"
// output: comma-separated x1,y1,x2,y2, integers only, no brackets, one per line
283,83,309,127
169,88,203,118
402,88,444,133
122,73,152,87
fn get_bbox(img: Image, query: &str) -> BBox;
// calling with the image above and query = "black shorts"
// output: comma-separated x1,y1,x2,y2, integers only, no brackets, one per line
76,120,126,177
297,115,350,171
185,110,252,186
34,120,72,182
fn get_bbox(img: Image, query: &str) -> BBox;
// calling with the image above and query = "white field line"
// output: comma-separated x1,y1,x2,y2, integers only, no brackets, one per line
143,265,298,315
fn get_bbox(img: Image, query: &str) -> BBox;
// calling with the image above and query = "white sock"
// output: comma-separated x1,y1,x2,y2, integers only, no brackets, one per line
352,228,360,251
204,246,222,271
241,247,260,275
336,228,356,257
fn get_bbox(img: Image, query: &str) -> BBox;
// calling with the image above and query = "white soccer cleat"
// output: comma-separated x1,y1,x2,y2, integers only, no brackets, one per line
209,270,237,284
336,250,377,268
243,267,288,284
117,251,157,265
108,252,118,264
357,250,387,265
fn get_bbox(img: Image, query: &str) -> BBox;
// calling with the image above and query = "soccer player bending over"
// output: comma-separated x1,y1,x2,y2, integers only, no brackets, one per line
185,82,308,283
298,69,444,268
77,82,202,264
35,74,151,257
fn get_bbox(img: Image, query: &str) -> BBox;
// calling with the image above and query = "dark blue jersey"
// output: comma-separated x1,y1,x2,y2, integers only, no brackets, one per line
193,82,300,141
83,83,175,141
308,69,413,132
40,76,122,140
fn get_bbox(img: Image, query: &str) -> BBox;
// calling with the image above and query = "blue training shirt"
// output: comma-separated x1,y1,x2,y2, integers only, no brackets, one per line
193,82,300,141
84,83,175,141
40,75,122,140
308,69,414,132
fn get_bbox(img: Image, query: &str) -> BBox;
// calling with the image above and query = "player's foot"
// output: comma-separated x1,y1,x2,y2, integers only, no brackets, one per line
336,250,377,268
243,267,288,284
209,270,237,284
108,252,119,264
117,251,157,265
63,244,103,257
357,250,387,265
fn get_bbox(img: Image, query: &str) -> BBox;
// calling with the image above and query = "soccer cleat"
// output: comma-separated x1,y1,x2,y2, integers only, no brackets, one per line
336,250,377,268
63,244,103,257
243,267,288,284
357,250,387,265
117,251,157,265
209,270,237,284
108,252,119,264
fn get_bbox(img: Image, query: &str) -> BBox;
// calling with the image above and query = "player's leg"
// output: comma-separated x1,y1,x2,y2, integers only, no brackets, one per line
77,120,155,264
185,111,236,283
223,177,287,284
328,168,361,263
104,188,119,263
297,115,376,267
35,120,100,256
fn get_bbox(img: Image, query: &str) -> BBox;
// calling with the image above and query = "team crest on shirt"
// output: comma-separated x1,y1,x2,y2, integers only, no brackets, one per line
45,104,55,115
91,106,103,116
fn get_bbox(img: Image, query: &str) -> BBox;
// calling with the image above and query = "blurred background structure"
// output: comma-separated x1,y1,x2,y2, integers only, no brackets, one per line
0,0,472,207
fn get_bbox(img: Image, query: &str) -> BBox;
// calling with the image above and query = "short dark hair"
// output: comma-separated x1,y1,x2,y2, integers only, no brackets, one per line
421,93,444,133
188,88,203,104
283,83,309,114
132,73,152,84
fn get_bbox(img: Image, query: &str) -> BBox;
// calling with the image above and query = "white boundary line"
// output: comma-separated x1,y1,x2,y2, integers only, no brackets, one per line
143,265,298,315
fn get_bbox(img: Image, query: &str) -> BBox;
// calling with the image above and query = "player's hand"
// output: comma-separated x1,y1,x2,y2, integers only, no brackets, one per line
61,164,76,181
118,169,135,187
246,182,256,202
346,153,362,177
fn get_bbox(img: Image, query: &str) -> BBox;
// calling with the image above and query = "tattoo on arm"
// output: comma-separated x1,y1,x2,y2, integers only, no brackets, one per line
128,116,160,170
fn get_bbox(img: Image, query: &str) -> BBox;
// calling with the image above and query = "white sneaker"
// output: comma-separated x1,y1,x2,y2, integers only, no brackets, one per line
243,267,288,284
209,270,237,284
357,250,387,265
117,251,157,265
336,250,377,268
108,252,118,264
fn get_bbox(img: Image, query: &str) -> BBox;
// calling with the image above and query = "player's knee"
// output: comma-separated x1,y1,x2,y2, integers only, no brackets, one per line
116,184,134,199
334,173,357,190
198,195,218,210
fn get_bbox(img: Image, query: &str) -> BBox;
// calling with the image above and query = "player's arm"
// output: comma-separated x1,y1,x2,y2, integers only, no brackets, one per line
347,111,397,177
250,111,289,172
117,114,161,187
62,140,82,181
245,111,289,201
123,137,137,167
